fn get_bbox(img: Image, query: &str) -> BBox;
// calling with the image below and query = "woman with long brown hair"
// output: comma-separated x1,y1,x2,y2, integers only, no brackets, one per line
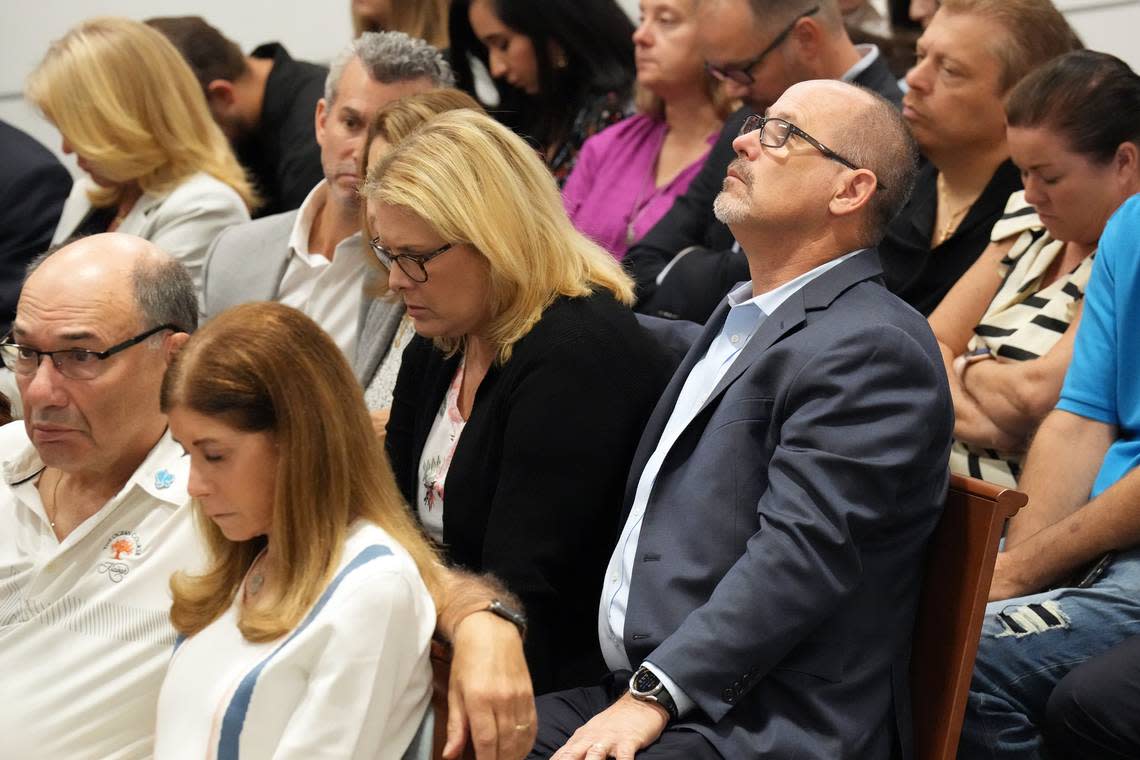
153,302,439,759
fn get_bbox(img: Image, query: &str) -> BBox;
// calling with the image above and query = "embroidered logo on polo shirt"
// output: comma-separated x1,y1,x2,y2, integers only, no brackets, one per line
155,469,175,489
97,531,144,583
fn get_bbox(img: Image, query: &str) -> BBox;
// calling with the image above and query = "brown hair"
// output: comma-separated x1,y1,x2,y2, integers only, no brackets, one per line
938,0,1081,91
1006,51,1140,165
145,16,246,91
162,302,440,641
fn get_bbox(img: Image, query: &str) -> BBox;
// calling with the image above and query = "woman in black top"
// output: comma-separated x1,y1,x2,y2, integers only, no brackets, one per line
362,110,673,693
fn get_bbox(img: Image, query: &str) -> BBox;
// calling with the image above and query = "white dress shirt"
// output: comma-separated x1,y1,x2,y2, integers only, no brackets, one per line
599,251,861,715
278,182,370,357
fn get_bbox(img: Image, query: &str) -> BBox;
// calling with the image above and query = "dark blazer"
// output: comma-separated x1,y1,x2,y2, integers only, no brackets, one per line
625,51,904,313
386,291,674,694
0,121,71,334
622,250,953,758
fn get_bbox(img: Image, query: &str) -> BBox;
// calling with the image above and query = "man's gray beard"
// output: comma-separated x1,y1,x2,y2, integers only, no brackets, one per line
713,190,749,225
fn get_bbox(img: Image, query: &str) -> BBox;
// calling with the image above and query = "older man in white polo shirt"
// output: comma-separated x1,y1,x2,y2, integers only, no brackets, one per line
0,233,538,760
0,234,197,758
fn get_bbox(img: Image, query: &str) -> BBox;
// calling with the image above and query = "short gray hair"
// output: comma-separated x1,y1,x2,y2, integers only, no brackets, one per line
325,31,454,104
831,87,920,247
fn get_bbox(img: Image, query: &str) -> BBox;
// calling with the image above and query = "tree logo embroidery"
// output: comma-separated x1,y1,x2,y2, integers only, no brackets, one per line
102,530,143,559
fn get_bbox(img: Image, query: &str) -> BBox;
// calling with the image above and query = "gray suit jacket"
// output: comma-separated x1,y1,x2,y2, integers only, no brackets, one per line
202,210,397,385
200,209,297,320
623,250,953,759
352,280,406,389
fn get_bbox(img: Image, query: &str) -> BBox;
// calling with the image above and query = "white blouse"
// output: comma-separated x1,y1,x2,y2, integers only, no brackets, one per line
153,521,435,760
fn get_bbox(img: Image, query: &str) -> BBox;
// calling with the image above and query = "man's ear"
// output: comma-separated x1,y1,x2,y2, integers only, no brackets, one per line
789,16,823,62
314,98,330,148
164,331,191,365
829,169,878,218
205,79,237,109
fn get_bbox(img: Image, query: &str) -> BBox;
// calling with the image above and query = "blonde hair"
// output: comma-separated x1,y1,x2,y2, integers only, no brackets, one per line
358,89,486,295
26,17,258,210
352,0,451,50
161,303,440,642
363,110,635,363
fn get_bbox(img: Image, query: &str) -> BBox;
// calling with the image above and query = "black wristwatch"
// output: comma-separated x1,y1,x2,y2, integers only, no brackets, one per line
485,599,527,639
629,665,679,720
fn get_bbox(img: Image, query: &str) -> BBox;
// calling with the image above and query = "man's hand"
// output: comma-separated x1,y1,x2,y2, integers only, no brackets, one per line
551,693,669,760
445,611,536,760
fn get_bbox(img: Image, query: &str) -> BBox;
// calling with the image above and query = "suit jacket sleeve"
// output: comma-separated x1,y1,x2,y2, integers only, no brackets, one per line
146,183,250,294
646,323,948,722
624,107,749,304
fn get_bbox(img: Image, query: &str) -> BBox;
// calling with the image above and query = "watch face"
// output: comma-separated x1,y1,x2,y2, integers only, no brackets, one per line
633,668,660,694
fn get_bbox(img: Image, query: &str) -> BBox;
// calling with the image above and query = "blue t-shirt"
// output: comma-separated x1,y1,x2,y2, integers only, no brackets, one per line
1057,193,1140,497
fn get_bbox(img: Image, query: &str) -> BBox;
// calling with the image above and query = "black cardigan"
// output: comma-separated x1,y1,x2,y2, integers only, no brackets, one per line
386,291,674,694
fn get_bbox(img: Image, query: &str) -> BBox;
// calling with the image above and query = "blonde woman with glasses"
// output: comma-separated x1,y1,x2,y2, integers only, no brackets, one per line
364,109,674,694
26,17,256,293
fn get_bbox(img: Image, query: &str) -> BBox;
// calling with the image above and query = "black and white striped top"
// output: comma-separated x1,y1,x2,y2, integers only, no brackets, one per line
950,191,1095,487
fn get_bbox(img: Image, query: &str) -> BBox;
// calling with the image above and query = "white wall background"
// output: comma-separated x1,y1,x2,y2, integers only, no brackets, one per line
2,0,1137,172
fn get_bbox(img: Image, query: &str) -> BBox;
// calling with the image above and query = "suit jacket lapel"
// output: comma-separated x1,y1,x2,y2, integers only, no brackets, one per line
621,302,730,512
696,250,884,416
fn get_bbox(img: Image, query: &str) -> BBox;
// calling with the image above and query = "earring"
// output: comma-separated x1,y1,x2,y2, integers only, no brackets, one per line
553,51,568,69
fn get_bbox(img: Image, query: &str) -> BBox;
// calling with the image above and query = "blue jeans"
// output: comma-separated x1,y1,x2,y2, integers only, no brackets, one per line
958,548,1140,759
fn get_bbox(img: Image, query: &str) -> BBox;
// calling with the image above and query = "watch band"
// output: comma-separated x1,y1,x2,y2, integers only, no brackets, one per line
629,665,679,720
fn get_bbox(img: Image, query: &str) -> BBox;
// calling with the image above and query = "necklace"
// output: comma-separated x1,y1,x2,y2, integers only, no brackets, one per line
246,549,268,597
43,470,62,530
934,173,977,247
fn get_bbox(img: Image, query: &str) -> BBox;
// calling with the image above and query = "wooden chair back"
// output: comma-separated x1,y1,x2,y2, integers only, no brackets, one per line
910,473,1026,759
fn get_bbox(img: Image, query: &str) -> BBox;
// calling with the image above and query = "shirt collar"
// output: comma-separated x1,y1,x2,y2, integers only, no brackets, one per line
842,44,880,84
729,248,866,316
287,180,365,264
2,426,189,508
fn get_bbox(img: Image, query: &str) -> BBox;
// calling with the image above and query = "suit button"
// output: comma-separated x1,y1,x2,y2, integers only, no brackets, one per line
721,688,736,704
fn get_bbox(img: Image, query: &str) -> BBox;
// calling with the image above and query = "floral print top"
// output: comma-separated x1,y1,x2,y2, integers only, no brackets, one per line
416,358,467,543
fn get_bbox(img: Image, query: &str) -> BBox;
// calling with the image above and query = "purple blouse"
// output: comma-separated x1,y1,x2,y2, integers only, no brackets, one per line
562,114,716,260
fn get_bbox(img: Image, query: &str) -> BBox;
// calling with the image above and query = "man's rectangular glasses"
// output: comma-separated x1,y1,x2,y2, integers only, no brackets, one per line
705,6,820,86
369,238,454,283
738,114,884,189
0,323,181,380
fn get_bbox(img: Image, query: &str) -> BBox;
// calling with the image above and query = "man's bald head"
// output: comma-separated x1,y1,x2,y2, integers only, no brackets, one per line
14,233,195,477
785,80,918,244
27,234,198,336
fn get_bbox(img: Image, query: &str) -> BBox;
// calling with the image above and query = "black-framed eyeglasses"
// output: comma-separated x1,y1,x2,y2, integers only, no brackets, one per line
738,114,884,189
0,323,182,381
369,238,454,284
705,6,819,86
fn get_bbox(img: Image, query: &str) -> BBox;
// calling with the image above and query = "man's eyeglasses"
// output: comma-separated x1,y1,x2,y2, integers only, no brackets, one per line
369,238,454,283
0,323,182,380
738,114,883,189
706,6,820,86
